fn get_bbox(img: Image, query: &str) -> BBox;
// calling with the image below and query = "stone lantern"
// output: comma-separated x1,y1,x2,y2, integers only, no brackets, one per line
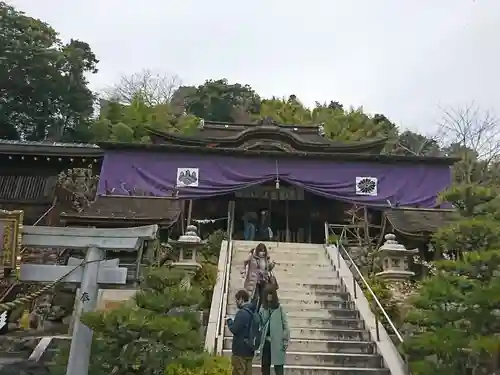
375,233,418,281
169,224,204,289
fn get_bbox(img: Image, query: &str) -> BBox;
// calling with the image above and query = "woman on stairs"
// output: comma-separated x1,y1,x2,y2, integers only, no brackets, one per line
242,243,278,311
259,286,290,375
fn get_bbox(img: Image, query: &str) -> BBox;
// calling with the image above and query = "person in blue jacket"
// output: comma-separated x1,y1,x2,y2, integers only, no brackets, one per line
227,289,257,375
242,211,257,241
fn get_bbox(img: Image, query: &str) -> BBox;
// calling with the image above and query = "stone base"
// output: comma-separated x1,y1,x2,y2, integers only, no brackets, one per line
173,261,202,274
375,270,415,281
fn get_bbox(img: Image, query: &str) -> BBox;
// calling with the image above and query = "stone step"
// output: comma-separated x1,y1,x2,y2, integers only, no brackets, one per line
229,269,336,280
224,317,364,330
288,318,364,330
229,274,340,286
265,282,345,293
250,365,390,375
227,288,350,302
233,246,326,258
226,306,359,320
233,251,327,259
225,327,370,341
223,338,376,354
276,263,334,271
231,268,336,279
233,250,324,257
233,247,323,255
233,241,323,250
272,269,336,278
232,250,325,259
222,350,383,368
223,313,363,330
232,259,332,267
228,299,353,311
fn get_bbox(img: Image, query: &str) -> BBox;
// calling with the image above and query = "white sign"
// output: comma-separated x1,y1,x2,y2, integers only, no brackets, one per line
355,177,378,196
176,168,199,187
235,185,304,200
0,311,7,330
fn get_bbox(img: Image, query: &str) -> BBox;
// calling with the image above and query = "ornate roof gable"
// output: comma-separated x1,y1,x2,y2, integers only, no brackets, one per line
148,117,388,154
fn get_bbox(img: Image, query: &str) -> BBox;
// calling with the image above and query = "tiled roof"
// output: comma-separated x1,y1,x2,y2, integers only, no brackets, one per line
0,139,99,148
60,195,182,227
147,118,390,154
385,207,458,235
0,139,102,157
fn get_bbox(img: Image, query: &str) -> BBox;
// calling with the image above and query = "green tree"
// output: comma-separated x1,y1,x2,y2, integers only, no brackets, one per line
405,251,500,374
432,185,500,259
52,268,205,375
313,105,398,150
255,96,401,151
405,180,500,373
90,95,199,142
0,2,98,141
258,96,313,125
184,79,261,122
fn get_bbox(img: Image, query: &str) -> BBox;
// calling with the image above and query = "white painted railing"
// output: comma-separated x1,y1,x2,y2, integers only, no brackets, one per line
204,201,235,354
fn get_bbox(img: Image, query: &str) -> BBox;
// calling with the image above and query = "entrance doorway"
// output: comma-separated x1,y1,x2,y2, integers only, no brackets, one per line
233,182,311,243
190,182,342,244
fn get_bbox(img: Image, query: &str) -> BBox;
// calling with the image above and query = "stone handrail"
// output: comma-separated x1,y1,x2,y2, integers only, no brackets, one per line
324,222,409,375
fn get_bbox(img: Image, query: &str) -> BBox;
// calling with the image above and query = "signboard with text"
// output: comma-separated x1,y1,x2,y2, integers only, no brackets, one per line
235,186,304,201
0,209,23,270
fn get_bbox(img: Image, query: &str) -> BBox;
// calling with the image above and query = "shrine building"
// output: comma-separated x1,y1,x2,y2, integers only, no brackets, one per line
95,117,457,244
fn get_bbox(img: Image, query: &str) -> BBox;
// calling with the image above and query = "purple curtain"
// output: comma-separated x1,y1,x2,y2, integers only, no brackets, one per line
97,150,452,208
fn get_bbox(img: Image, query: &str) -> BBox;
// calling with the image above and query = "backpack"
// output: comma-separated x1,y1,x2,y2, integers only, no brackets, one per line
242,306,264,351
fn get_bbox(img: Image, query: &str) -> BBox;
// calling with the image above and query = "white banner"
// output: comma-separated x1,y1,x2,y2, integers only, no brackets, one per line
176,168,199,187
355,177,378,196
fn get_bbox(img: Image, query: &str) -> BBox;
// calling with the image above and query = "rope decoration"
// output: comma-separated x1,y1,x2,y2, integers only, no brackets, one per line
0,259,100,311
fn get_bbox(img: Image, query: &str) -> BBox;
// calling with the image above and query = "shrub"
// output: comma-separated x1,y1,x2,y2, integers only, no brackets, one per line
193,262,218,309
363,277,401,330
165,354,231,375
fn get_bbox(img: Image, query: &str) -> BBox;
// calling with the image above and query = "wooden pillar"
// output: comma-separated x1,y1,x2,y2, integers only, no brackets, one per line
363,206,371,252
285,200,290,242
186,200,193,228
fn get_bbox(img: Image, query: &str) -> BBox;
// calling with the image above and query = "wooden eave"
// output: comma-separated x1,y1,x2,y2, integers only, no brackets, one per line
0,140,103,158
98,141,459,166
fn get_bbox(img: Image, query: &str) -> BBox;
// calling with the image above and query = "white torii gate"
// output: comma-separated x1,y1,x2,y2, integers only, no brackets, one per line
17,224,158,375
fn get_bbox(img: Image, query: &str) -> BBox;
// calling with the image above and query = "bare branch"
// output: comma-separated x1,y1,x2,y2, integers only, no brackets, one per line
437,103,500,183
103,69,182,106
438,103,500,160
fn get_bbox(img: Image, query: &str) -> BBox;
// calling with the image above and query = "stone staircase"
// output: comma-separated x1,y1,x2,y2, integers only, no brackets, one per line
223,240,390,375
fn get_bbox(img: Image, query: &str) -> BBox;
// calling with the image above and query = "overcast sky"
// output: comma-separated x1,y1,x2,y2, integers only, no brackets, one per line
8,0,500,133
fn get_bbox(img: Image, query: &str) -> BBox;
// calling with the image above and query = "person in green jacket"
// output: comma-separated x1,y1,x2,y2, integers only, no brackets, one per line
258,286,290,375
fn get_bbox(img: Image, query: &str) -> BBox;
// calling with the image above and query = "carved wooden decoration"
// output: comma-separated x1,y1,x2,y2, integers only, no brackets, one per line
58,166,98,211
0,209,23,269
239,140,296,153
258,117,278,126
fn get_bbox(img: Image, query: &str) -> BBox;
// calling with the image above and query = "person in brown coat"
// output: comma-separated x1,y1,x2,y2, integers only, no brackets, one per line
241,243,276,310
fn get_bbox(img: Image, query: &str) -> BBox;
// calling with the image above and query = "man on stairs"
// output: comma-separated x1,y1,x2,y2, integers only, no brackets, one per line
226,289,257,375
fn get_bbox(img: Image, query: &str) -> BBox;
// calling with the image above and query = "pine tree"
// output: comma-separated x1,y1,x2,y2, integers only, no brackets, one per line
52,267,205,375
405,184,500,374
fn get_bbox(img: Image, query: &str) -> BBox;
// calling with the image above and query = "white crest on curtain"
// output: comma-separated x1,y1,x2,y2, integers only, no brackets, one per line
176,168,199,187
355,177,378,196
